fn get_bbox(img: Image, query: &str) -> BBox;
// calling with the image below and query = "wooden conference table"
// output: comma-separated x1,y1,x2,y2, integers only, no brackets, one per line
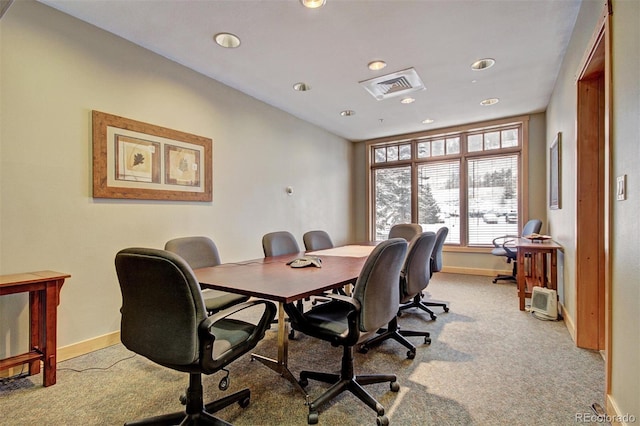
194,244,375,396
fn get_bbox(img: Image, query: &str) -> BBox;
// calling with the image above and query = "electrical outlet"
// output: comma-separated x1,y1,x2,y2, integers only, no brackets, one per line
616,175,626,201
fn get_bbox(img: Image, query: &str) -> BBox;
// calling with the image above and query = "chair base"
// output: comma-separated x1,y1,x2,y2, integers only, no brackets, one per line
299,346,399,425
125,373,250,426
492,273,517,284
398,294,449,320
359,317,430,359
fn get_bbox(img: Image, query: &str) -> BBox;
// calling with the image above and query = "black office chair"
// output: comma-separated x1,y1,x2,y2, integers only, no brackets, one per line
360,232,437,359
165,236,249,314
491,219,543,283
284,238,408,425
115,247,276,426
303,230,334,251
388,223,423,242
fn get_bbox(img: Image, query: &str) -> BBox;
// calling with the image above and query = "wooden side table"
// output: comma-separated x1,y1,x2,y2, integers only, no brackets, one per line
0,271,70,386
514,239,562,311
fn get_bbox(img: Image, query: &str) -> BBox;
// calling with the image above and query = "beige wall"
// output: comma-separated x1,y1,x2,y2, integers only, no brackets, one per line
546,0,639,419
352,112,549,275
0,2,353,355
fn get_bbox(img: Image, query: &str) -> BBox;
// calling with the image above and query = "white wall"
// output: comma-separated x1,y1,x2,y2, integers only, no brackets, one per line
0,2,353,355
546,0,639,419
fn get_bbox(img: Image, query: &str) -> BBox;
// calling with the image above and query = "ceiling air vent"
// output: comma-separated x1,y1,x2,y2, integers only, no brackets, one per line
359,67,425,101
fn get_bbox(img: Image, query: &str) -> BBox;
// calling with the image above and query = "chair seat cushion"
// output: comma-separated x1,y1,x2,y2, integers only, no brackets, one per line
300,302,351,339
491,247,507,256
210,319,255,359
202,289,249,312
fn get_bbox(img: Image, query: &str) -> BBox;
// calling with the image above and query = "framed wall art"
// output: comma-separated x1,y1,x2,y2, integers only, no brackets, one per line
92,111,212,201
549,132,561,209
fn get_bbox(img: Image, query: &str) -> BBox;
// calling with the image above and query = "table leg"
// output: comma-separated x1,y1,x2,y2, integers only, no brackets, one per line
43,282,58,386
28,291,42,376
251,302,308,397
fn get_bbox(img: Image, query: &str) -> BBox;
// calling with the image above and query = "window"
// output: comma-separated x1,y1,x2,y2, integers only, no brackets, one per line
369,119,525,247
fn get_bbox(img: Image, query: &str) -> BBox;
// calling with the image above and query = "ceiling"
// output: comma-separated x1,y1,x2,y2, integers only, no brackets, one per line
37,0,581,142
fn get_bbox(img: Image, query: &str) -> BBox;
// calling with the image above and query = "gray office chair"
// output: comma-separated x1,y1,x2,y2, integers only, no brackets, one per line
284,238,408,425
262,231,302,338
262,231,300,257
165,236,249,314
491,219,542,283
419,226,451,317
115,247,276,426
388,223,423,242
303,230,334,251
360,232,437,359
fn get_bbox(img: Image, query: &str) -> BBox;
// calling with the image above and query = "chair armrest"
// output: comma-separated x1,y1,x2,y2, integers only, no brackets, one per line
492,234,518,247
322,293,361,310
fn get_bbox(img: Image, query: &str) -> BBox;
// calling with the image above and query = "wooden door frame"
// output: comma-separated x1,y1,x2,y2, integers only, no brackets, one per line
574,0,612,394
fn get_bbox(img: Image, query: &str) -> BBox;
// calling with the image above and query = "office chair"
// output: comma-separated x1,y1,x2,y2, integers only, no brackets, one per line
284,238,408,425
417,226,451,318
491,219,542,283
262,231,303,338
388,223,423,242
115,247,276,426
165,236,249,314
360,232,437,359
303,230,334,251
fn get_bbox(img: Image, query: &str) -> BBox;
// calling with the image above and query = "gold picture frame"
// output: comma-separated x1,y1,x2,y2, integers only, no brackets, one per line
549,132,561,209
92,111,212,201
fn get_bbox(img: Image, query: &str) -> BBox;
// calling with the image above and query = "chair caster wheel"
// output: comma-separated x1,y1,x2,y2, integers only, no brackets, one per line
308,411,319,424
430,313,437,320
218,376,229,391
375,403,385,416
444,306,450,312
407,349,416,359
358,345,370,354
288,329,296,339
492,279,498,283
377,415,390,426
425,337,432,345
390,381,400,392
299,378,309,388
238,396,250,409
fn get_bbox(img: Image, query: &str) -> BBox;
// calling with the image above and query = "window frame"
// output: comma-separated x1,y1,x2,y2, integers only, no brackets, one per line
365,115,530,251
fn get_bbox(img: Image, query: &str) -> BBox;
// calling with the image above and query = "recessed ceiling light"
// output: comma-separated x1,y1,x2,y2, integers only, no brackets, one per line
368,60,387,71
400,97,415,104
293,82,311,92
480,98,499,106
214,33,240,48
471,58,496,70
422,118,435,124
340,110,355,117
300,0,326,8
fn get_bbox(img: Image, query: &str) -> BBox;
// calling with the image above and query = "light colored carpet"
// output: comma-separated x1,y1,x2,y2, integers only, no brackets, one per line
0,273,605,425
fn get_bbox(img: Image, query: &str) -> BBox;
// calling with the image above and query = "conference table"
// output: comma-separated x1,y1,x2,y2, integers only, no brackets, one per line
194,244,375,396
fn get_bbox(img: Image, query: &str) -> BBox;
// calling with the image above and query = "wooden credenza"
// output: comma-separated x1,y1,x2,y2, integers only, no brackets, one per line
514,239,562,311
0,271,70,386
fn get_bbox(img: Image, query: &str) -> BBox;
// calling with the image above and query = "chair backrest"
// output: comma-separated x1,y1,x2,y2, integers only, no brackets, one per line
352,238,408,333
115,248,208,367
522,219,543,236
388,223,423,242
303,230,334,251
430,226,449,275
164,236,221,269
262,231,300,257
401,232,437,302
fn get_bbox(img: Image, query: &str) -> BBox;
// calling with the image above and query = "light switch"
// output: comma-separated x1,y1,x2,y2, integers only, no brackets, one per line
616,175,626,201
